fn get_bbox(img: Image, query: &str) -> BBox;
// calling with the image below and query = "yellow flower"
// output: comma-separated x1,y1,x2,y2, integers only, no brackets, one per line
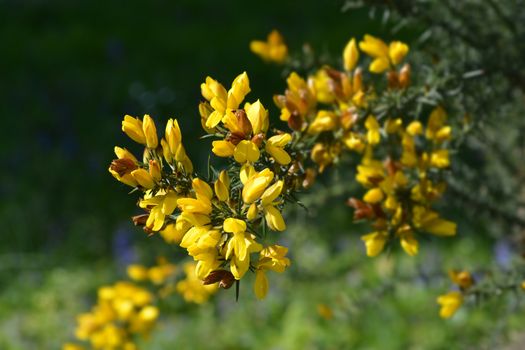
212,140,236,157
389,41,409,65
437,291,463,319
159,223,186,244
257,245,291,272
363,187,384,204
214,170,230,202
359,35,409,73
264,205,286,231
398,229,419,256
176,262,218,304
109,147,139,187
361,231,388,257
312,69,335,104
413,207,457,236
245,100,269,135
449,270,474,289
343,132,365,152
131,168,155,189
139,190,179,231
317,304,334,320
253,269,269,299
265,133,292,165
242,168,274,204
200,72,251,129
162,118,193,173
406,121,423,136
430,149,450,168
253,245,290,299
142,114,158,149
356,160,384,187
426,107,452,142
365,115,381,145
250,30,288,64
122,115,146,145
343,38,359,71
308,110,338,134
234,140,260,163
127,264,148,281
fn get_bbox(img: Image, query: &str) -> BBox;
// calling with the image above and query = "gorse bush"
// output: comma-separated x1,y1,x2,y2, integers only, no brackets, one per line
64,2,525,347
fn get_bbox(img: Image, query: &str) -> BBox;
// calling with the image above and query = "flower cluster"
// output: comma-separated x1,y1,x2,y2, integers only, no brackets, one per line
67,282,159,350
261,33,457,257
437,270,474,319
106,32,459,303
109,84,293,300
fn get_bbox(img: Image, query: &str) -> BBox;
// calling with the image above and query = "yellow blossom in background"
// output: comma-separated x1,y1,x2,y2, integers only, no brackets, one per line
449,270,474,289
176,262,218,304
71,281,158,349
359,34,409,73
250,30,288,64
317,304,334,320
437,291,463,319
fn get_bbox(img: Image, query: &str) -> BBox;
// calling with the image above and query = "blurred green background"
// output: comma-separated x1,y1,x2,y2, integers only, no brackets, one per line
1,1,523,349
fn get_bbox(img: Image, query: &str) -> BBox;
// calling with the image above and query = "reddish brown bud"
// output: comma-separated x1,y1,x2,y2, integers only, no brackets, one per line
384,157,399,177
302,168,317,189
387,71,400,89
110,158,137,177
235,109,253,137
273,94,287,109
399,64,411,88
367,175,385,186
203,270,235,289
132,214,149,226
347,197,375,220
226,132,246,146
143,225,155,236
287,112,304,131
251,133,265,148
341,107,359,130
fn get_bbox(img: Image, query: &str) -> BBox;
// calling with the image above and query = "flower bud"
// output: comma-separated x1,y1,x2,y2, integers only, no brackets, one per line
143,114,158,149
343,38,359,71
122,115,146,145
399,64,411,88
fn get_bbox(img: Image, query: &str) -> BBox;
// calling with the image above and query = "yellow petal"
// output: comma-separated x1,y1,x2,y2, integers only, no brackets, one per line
254,269,269,299
359,34,388,58
363,188,384,204
388,41,409,65
122,115,146,145
400,234,419,256
223,218,247,234
192,178,213,200
264,205,286,231
343,38,359,71
212,140,235,157
247,203,258,221
261,180,284,206
437,291,463,319
361,231,387,257
246,99,268,134
143,114,158,149
266,144,291,165
131,168,155,189
369,57,390,73
234,140,260,163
